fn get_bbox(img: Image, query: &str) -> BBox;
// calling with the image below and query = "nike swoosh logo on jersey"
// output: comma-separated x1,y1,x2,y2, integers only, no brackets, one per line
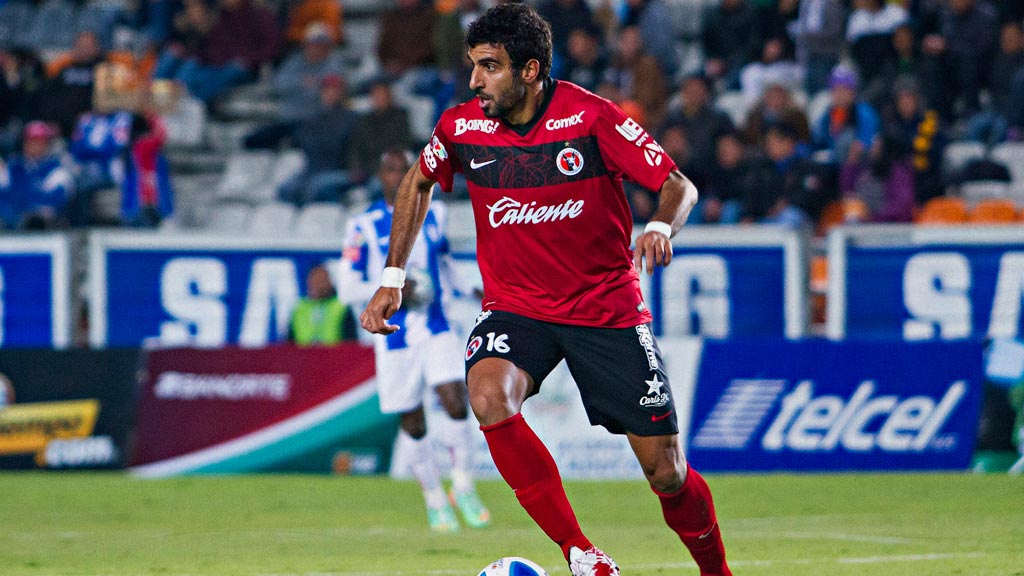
650,410,674,422
470,158,497,169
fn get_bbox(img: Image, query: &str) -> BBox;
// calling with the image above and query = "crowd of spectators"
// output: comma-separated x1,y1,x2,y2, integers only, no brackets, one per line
1,0,1023,233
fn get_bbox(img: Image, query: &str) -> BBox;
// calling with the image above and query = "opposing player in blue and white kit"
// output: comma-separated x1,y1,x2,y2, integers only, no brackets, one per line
340,148,490,532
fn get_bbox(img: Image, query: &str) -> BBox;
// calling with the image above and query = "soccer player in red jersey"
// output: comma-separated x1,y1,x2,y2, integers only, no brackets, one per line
360,4,732,575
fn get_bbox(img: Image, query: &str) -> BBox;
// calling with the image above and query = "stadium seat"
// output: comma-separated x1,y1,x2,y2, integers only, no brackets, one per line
942,141,987,179
959,180,1010,206
990,142,1024,184
716,91,750,127
816,198,868,236
397,95,437,144
163,95,207,149
246,201,298,236
914,196,968,225
295,202,346,238
270,149,307,188
0,2,36,47
967,198,1019,224
215,151,276,202
444,199,476,243
206,202,251,233
25,0,77,50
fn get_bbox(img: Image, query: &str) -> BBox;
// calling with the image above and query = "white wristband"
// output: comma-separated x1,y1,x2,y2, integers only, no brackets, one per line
381,267,406,288
644,221,673,238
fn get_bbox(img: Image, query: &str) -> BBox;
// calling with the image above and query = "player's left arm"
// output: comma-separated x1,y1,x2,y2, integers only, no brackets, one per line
634,170,699,275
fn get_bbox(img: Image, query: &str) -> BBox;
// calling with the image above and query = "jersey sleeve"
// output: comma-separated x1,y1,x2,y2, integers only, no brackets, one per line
591,102,677,193
338,218,376,305
418,115,460,193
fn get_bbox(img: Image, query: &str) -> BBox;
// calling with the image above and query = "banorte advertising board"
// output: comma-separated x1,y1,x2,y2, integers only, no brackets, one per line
132,343,397,476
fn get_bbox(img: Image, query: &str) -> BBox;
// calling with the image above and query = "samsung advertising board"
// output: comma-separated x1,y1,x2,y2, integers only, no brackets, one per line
685,339,983,472
89,233,344,348
0,235,71,349
828,226,1024,341
646,226,806,339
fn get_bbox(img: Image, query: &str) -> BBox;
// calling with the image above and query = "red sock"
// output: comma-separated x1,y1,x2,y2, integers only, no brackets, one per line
481,413,591,558
654,466,731,576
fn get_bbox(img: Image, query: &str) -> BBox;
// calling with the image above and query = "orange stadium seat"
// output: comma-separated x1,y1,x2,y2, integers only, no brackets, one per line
967,199,1019,224
817,198,869,236
914,197,968,225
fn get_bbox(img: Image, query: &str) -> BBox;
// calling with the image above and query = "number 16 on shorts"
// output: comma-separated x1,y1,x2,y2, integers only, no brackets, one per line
466,332,509,360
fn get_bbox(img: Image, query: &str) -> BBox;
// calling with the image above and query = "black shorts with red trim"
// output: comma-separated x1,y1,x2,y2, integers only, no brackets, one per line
464,310,677,436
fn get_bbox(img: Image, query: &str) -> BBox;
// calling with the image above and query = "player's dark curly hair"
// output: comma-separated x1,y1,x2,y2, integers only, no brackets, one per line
465,2,552,81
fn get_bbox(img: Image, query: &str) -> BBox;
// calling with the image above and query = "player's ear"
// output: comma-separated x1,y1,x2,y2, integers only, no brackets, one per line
520,59,540,84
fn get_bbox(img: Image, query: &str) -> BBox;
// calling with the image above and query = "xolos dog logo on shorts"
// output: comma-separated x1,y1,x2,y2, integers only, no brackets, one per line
466,336,484,361
555,147,584,176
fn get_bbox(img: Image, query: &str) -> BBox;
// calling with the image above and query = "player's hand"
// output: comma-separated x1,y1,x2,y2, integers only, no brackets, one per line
360,286,402,334
634,230,673,275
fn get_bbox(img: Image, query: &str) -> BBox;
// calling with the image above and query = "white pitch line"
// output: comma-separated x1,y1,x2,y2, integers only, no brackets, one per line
254,551,988,576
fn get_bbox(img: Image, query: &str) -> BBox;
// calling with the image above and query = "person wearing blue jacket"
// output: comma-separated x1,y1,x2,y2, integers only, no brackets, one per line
812,65,881,166
0,121,75,230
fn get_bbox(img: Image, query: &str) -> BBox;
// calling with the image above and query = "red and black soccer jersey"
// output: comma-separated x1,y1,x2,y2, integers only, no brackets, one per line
419,80,676,328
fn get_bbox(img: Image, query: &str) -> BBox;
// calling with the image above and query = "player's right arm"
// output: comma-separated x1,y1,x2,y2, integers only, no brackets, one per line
359,162,437,334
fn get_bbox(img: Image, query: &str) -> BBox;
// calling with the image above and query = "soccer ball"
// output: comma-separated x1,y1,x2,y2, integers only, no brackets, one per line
477,557,549,576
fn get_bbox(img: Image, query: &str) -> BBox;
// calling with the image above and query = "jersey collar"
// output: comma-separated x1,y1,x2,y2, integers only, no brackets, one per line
502,78,557,137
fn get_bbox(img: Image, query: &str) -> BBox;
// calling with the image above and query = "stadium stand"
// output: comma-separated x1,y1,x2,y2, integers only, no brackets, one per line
915,196,969,225
295,202,346,238
247,201,298,236
967,198,1019,224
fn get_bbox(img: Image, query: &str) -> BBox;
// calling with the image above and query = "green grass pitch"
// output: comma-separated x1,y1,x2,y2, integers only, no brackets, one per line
0,472,1021,575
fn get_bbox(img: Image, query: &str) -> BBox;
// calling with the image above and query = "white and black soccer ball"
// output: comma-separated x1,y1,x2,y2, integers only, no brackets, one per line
477,557,549,576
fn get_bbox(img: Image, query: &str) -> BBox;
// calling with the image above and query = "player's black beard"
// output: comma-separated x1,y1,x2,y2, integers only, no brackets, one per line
479,75,526,120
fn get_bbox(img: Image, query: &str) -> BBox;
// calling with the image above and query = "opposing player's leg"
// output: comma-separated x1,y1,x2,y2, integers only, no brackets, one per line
465,312,593,561
376,344,458,532
426,330,491,527
628,434,731,576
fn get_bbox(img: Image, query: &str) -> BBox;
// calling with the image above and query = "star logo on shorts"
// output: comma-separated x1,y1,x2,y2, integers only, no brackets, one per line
646,374,664,395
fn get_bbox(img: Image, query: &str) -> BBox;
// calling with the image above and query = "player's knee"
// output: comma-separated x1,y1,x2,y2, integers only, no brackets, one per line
400,411,428,439
644,454,687,493
468,384,516,427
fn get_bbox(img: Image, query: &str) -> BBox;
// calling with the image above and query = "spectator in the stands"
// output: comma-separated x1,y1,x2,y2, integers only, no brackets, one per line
918,0,1000,120
68,111,133,226
811,65,881,166
244,22,346,150
39,31,105,136
377,0,437,90
433,0,484,105
884,77,945,203
121,112,174,228
791,0,846,95
846,0,909,104
537,0,596,76
559,24,608,93
604,25,668,128
349,77,412,184
869,24,926,110
154,0,215,78
0,47,46,155
702,0,760,90
966,21,1024,145
283,0,344,52
755,0,799,65
741,82,810,147
157,0,280,104
279,74,358,206
839,130,916,223
0,121,75,230
660,73,734,174
739,35,804,107
619,0,677,78
702,129,750,224
755,121,838,226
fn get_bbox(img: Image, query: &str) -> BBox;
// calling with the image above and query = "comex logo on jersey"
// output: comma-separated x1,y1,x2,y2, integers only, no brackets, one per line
486,197,584,228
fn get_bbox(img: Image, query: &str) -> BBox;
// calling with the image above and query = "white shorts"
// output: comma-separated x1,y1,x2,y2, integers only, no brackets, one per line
374,330,465,414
